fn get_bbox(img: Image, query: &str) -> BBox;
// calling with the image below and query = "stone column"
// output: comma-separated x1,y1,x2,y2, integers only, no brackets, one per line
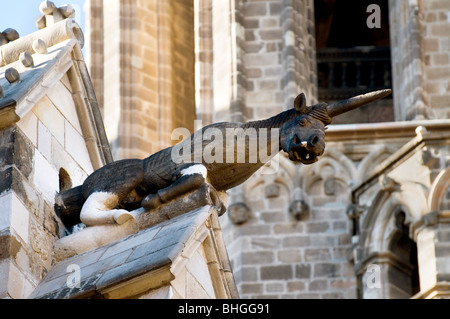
281,0,318,107
84,0,104,114
96,0,196,160
388,0,429,120
413,211,450,298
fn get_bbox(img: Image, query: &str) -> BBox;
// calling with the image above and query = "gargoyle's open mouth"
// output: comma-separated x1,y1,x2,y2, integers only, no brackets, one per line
289,144,319,164
288,135,322,165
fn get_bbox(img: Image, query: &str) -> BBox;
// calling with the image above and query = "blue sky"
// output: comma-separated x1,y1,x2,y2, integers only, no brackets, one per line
0,0,86,37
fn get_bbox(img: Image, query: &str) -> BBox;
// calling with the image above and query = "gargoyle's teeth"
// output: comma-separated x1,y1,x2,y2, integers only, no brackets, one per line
305,153,310,160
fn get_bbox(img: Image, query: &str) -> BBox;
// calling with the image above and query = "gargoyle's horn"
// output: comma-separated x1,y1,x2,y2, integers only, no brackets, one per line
326,89,392,118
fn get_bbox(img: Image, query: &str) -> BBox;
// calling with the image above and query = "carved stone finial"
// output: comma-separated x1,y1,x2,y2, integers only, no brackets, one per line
32,38,48,54
415,125,428,139
289,187,309,221
346,204,364,219
20,51,34,68
59,4,75,18
289,199,309,221
37,1,76,29
36,15,47,30
5,67,20,83
3,28,19,42
39,0,57,15
0,28,20,45
378,174,399,192
0,34,6,46
227,202,251,225
264,183,280,198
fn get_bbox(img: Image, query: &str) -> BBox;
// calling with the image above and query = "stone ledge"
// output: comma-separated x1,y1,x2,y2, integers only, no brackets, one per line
29,205,214,299
53,183,227,262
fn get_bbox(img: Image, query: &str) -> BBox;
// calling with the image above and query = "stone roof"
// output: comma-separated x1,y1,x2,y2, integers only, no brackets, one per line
0,16,112,166
29,205,237,299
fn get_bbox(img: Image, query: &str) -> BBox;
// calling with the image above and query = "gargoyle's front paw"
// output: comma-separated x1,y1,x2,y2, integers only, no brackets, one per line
141,194,162,210
113,209,134,224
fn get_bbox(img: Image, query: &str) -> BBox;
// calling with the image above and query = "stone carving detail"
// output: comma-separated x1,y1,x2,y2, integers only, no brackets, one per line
55,89,391,227
265,183,280,198
0,28,19,46
228,202,251,225
36,1,75,29
289,188,309,221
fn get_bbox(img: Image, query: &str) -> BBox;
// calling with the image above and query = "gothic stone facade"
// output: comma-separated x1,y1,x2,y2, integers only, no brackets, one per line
84,0,450,298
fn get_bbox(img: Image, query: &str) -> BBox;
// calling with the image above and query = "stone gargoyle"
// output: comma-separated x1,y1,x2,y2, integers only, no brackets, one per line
55,89,391,227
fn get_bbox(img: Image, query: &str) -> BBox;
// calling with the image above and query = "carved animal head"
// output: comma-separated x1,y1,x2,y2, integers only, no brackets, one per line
280,89,392,165
280,93,328,164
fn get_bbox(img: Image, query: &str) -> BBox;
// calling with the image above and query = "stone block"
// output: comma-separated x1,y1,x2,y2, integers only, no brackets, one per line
64,121,94,173
10,193,30,244
431,23,450,37
46,80,82,134
16,111,38,146
245,3,267,17
287,281,305,292
269,2,282,15
309,279,328,291
242,251,274,265
260,265,293,280
38,121,52,161
265,282,284,293
0,193,12,233
33,150,59,203
295,264,311,279
33,96,65,146
306,222,330,233
259,29,282,41
186,250,215,298
304,248,331,262
277,249,301,263
282,235,310,248
314,263,341,278
241,283,263,294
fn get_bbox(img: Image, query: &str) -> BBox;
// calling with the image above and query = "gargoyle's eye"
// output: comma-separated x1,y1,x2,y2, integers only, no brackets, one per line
298,118,308,126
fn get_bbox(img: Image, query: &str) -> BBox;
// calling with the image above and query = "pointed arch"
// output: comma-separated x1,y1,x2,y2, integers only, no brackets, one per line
356,181,427,298
428,167,450,211
357,144,396,182
299,148,356,197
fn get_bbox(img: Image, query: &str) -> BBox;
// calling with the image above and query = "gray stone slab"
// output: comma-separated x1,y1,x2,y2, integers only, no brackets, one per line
30,205,213,299
95,243,183,291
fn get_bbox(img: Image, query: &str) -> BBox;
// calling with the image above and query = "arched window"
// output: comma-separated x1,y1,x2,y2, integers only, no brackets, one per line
387,210,420,297
314,0,393,123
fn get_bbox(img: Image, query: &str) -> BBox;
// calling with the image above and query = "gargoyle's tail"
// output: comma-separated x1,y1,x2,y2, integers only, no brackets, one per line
54,185,85,227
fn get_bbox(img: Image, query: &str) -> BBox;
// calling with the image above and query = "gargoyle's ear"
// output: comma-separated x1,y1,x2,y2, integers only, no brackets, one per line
294,93,307,114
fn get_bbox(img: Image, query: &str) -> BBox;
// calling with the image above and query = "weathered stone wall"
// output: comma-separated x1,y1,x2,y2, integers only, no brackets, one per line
84,0,103,113
420,0,450,119
389,0,450,121
0,74,93,298
220,154,356,298
243,0,317,119
87,0,196,160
